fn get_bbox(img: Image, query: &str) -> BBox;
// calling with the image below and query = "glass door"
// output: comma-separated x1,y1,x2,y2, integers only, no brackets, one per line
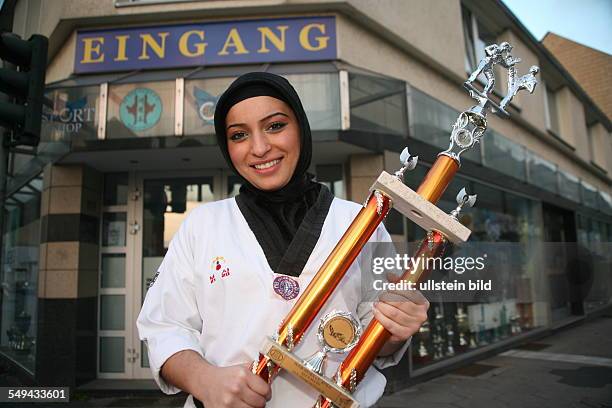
132,171,223,378
98,173,132,379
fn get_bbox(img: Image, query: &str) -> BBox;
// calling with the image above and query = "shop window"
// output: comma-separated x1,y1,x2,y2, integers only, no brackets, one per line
580,181,598,209
0,174,43,373
107,81,175,138
349,73,407,136
42,86,100,143
410,87,481,164
483,131,526,181
598,191,612,215
184,77,234,137
284,73,341,131
558,170,580,202
411,184,545,369
577,214,589,246
527,152,558,194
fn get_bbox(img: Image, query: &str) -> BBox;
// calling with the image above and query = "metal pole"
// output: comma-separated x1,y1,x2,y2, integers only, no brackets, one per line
0,0,19,328
0,62,13,309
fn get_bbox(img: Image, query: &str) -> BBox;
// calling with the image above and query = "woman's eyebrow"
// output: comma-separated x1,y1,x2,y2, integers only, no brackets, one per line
260,111,289,122
226,122,245,130
226,112,289,130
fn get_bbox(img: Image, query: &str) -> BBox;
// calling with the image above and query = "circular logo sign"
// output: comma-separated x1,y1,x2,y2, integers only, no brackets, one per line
272,276,300,301
120,88,162,131
198,101,216,124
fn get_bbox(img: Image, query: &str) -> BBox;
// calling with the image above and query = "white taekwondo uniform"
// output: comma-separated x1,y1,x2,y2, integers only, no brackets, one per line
137,196,408,408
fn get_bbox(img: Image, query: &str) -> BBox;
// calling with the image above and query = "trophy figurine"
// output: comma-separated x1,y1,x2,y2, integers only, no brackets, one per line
255,43,538,408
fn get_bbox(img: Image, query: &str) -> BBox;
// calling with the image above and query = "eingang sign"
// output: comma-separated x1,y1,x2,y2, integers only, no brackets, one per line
75,16,336,73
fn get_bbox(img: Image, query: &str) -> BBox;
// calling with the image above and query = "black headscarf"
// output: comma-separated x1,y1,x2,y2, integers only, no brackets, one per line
214,72,333,277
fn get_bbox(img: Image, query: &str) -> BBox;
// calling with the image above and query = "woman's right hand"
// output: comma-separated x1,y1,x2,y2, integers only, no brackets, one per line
195,363,272,408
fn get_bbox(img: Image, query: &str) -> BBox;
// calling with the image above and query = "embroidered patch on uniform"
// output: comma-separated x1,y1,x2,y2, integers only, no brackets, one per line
273,276,300,300
210,256,231,285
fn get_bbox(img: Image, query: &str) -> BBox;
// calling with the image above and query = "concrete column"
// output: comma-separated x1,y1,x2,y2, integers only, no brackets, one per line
347,154,384,204
36,164,102,387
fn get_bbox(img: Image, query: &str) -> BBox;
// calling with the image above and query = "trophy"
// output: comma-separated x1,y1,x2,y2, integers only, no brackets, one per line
510,312,522,335
445,324,455,357
455,304,470,351
414,319,431,363
255,43,538,408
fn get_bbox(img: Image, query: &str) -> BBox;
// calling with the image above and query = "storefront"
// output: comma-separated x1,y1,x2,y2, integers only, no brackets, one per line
1,12,610,391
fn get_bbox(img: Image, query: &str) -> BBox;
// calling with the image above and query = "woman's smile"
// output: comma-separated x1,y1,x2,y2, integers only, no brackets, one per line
251,157,283,173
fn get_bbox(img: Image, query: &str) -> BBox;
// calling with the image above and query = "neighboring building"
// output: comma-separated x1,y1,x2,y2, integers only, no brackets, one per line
1,0,611,395
542,32,612,121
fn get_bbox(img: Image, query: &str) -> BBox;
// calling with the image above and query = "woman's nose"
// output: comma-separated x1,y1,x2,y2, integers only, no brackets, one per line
250,132,271,157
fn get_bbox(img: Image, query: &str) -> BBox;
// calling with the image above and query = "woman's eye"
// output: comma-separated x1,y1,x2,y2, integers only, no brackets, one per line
229,132,247,141
267,122,287,132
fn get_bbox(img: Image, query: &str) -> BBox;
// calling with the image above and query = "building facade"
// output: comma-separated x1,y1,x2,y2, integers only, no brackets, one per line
1,0,611,393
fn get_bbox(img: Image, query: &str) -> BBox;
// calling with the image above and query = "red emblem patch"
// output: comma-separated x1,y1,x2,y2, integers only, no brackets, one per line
210,256,231,284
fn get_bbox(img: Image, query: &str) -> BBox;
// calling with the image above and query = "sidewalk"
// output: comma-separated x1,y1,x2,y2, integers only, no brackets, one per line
7,313,612,407
376,313,612,408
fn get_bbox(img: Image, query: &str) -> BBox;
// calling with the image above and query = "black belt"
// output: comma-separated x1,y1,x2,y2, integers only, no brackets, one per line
193,396,205,408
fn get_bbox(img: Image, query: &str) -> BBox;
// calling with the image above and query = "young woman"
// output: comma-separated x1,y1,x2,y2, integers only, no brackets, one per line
137,72,429,408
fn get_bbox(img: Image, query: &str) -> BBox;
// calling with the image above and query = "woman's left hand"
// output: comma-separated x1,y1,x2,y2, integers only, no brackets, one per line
372,288,430,343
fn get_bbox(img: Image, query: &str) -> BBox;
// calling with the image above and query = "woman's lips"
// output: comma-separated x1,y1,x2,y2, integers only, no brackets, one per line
251,158,282,174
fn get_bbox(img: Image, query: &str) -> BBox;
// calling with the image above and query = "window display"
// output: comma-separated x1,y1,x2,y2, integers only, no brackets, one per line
0,174,43,373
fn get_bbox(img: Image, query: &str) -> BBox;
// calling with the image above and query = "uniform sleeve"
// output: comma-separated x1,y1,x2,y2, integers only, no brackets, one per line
356,223,411,370
136,213,203,394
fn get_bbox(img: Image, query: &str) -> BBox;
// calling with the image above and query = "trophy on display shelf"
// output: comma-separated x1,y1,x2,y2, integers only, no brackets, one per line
253,43,539,408
414,319,431,363
445,323,455,357
455,303,470,351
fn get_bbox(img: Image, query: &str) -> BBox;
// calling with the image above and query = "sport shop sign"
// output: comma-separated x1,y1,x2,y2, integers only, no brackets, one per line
75,16,336,73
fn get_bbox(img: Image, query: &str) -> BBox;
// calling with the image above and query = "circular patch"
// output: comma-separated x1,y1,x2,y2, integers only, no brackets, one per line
119,88,162,132
272,276,300,301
